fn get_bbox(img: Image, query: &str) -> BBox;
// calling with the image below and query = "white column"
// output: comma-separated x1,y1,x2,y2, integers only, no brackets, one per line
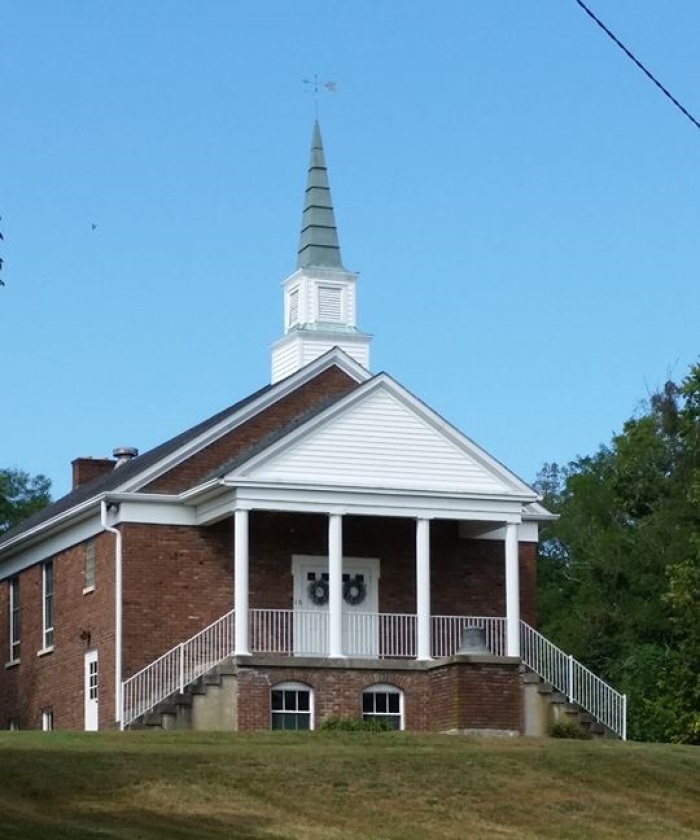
505,521,520,658
416,517,432,661
328,513,344,658
234,508,250,656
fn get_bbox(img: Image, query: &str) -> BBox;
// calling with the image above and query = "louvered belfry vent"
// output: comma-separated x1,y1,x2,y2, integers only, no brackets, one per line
288,288,300,327
318,286,342,321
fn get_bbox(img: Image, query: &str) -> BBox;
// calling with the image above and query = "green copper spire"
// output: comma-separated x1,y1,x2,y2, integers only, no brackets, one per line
297,120,344,269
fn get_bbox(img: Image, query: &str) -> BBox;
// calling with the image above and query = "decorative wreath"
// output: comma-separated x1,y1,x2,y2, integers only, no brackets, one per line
343,575,367,606
307,578,329,606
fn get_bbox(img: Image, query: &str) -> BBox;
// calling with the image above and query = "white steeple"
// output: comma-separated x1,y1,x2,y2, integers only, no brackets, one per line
271,121,371,383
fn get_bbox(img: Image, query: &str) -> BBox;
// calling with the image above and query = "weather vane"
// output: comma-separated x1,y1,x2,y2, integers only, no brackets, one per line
302,75,337,117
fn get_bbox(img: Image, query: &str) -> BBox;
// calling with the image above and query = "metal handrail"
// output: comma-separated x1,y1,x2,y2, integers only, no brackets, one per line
520,621,627,739
122,608,235,727
120,608,627,739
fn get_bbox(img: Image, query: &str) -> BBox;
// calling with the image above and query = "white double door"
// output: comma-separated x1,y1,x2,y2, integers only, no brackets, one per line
293,556,379,657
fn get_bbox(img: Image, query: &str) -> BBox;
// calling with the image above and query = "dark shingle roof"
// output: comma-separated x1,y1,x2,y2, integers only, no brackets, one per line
202,386,356,483
0,382,272,549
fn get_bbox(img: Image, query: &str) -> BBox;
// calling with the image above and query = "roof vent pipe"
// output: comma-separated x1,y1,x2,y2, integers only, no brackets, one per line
112,446,139,467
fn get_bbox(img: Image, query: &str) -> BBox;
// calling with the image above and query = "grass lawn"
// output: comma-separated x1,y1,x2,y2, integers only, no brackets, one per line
0,731,697,839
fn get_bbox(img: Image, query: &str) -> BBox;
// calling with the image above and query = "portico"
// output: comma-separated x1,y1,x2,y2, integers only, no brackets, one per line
230,504,526,662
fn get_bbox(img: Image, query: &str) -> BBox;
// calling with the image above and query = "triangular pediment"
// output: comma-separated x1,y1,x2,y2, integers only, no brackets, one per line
231,376,536,498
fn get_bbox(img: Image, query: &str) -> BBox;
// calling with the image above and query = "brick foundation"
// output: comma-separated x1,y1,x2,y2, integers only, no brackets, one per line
428,656,522,732
234,655,522,733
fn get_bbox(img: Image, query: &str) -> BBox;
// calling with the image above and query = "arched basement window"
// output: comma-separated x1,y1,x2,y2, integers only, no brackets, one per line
362,683,403,730
271,682,313,731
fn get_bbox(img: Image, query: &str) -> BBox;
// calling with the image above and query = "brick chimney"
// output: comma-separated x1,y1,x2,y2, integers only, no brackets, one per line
71,457,116,489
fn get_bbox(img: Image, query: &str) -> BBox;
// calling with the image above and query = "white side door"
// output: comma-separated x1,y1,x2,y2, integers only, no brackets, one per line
84,650,99,731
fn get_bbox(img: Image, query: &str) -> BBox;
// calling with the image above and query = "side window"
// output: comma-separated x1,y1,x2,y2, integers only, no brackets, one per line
42,560,54,650
84,540,95,591
9,576,20,662
362,684,403,730
271,682,313,731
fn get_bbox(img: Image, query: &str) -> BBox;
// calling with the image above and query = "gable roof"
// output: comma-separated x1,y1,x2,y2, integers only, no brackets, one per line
0,349,370,553
0,384,271,549
226,373,539,500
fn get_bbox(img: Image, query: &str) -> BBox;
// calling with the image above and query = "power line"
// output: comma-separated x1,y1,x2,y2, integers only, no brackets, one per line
574,0,700,133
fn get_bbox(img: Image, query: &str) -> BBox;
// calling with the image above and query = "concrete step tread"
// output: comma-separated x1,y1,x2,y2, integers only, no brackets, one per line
548,691,567,704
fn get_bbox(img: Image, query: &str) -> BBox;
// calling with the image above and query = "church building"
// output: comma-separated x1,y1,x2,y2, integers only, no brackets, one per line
0,122,626,737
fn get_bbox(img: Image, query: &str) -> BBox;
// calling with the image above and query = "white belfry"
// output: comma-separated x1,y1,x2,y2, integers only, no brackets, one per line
271,121,371,382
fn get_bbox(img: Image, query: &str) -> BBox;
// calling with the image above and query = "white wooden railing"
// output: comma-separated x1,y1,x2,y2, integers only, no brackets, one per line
121,608,627,739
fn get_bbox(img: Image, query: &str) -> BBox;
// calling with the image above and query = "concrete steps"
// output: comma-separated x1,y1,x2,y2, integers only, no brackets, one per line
128,658,237,731
521,668,612,738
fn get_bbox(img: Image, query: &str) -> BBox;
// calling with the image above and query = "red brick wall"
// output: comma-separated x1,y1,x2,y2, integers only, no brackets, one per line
249,512,325,609
428,660,522,731
71,457,116,489
519,542,538,627
0,532,116,730
235,660,521,733
236,666,430,731
145,367,359,494
121,521,234,678
247,512,537,623
0,517,236,729
428,663,459,731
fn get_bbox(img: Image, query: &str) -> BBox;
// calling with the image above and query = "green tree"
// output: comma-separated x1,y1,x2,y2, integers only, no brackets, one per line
536,363,700,743
0,468,52,534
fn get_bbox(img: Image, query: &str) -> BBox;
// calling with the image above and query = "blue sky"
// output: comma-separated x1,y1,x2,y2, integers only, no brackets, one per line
2,1,699,499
